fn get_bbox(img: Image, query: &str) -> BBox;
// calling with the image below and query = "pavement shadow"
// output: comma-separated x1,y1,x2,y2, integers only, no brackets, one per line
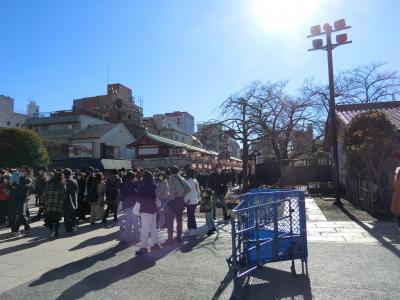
0,226,50,256
29,243,129,287
180,223,229,255
55,244,180,300
69,231,118,251
338,205,400,258
244,266,312,300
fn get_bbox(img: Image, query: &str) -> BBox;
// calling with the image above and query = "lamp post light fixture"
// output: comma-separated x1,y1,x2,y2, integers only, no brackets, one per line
307,19,352,206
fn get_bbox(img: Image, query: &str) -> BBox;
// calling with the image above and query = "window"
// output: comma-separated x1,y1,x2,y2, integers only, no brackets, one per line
7,121,10,126
16,123,19,127
128,115,132,119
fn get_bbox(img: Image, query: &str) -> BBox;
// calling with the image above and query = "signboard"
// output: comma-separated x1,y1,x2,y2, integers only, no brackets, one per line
68,143,93,158
138,146,159,155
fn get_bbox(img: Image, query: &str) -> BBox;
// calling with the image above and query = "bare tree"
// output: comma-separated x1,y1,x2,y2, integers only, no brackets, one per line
217,83,259,191
301,62,400,148
252,81,317,160
338,62,400,104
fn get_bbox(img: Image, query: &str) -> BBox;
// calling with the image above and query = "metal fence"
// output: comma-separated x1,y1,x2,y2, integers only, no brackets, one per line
345,178,377,215
227,189,308,292
255,158,333,186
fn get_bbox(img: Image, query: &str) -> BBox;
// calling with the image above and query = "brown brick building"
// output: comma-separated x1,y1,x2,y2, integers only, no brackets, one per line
73,83,144,137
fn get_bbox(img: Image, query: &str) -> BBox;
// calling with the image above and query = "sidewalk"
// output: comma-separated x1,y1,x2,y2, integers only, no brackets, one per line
0,198,399,299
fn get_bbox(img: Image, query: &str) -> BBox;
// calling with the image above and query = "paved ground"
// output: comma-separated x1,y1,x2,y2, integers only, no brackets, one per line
0,198,399,299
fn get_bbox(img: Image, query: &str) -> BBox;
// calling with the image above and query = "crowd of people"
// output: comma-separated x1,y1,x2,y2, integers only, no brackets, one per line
0,164,242,255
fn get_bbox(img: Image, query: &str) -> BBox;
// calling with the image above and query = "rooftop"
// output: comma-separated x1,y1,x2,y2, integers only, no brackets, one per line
130,130,219,156
72,123,120,139
24,109,109,125
336,101,400,130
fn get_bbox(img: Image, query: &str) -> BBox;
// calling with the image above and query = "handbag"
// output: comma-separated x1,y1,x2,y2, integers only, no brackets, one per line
132,202,141,216
156,197,162,208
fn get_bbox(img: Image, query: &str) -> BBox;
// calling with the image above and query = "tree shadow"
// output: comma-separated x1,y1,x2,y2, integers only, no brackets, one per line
243,266,312,300
338,205,400,258
55,245,180,300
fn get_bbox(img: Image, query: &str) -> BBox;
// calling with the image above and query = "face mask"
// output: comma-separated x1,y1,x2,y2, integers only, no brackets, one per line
159,176,164,181
39,171,44,175
3,179,9,184
121,172,126,177
217,169,222,173
77,176,82,180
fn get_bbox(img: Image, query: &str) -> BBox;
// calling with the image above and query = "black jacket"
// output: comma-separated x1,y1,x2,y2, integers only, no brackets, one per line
65,177,79,210
209,173,228,196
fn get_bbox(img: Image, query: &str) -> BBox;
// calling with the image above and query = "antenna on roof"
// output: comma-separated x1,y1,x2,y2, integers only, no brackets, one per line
106,66,110,88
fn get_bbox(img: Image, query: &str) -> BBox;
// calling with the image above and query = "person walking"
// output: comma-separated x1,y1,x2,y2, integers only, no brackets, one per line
64,168,79,235
8,167,32,236
163,166,191,245
89,173,106,224
44,172,66,239
184,168,200,236
209,165,230,221
135,171,160,255
119,171,140,243
156,172,169,229
103,169,122,223
391,167,400,228
0,174,11,225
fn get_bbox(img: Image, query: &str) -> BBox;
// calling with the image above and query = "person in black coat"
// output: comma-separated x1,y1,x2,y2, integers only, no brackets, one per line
64,168,79,234
8,167,32,236
208,165,230,221
76,171,88,221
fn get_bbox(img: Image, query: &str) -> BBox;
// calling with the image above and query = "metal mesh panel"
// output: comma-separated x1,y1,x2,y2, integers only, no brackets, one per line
229,189,308,279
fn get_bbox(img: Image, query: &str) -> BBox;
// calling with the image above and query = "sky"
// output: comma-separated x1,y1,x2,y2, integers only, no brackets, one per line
1,0,399,125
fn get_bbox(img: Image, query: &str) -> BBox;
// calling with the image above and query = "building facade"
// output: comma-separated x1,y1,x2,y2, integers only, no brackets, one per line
195,122,241,158
164,111,194,135
73,83,144,137
24,110,134,169
128,130,242,170
0,95,29,128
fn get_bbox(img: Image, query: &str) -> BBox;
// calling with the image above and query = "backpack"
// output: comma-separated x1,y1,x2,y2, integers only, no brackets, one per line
176,175,192,197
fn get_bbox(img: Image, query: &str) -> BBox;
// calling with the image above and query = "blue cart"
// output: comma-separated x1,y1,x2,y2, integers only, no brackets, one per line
227,189,308,290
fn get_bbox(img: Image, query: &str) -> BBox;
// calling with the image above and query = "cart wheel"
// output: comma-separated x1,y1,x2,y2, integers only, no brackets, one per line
305,262,309,278
291,262,297,278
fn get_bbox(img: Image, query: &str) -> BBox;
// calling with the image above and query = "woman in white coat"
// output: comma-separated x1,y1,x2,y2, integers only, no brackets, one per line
184,168,200,235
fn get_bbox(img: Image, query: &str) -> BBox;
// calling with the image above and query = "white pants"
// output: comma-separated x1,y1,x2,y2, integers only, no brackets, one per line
140,213,159,248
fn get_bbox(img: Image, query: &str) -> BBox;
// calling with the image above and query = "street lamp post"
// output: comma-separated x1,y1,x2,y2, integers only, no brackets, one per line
307,19,352,206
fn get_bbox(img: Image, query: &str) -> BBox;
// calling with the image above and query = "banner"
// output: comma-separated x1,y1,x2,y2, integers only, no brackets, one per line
69,143,93,158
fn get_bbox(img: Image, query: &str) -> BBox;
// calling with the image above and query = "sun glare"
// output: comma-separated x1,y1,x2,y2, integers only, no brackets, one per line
250,0,320,33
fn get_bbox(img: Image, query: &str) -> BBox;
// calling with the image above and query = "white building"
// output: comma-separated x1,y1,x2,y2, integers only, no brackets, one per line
0,95,28,128
27,101,40,117
164,111,194,135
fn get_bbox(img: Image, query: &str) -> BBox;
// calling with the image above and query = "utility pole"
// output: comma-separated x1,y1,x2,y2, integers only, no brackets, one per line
307,19,352,206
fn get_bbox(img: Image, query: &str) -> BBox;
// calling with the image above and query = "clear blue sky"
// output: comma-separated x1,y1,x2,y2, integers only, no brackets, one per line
1,0,399,124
